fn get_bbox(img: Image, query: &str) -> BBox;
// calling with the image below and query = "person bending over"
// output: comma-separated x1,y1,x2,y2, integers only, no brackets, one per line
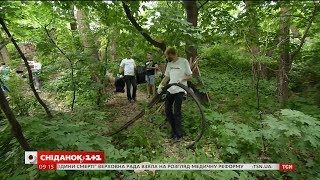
157,47,192,143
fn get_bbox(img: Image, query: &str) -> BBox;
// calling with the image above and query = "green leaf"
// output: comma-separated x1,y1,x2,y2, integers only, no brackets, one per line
56,170,67,177
284,128,301,137
304,136,319,148
7,175,28,180
0,124,9,133
226,146,239,155
305,159,314,167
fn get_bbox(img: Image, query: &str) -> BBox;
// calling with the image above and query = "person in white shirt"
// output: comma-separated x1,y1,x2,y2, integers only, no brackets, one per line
30,57,42,90
0,63,10,92
157,47,192,143
119,55,137,103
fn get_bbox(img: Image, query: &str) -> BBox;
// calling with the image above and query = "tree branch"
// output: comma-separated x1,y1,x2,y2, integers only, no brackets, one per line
198,0,209,11
290,3,319,61
122,1,166,52
166,1,171,8
44,26,70,60
0,18,53,118
44,26,76,111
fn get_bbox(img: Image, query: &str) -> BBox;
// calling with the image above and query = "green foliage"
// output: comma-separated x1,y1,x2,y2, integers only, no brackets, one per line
1,1,320,179
204,108,320,179
200,44,252,73
262,109,320,179
0,108,135,179
6,73,38,116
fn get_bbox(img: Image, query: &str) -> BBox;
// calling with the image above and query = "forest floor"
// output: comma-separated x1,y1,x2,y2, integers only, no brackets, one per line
39,84,187,161
103,85,187,161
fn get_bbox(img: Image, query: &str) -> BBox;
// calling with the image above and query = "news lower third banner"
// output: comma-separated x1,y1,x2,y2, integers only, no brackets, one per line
25,151,295,171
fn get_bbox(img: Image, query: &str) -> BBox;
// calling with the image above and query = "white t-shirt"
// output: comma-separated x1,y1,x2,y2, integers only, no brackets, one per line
165,57,192,94
120,58,136,76
33,62,42,72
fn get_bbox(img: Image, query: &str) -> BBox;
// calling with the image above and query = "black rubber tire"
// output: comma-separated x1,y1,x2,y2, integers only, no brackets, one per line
107,83,206,149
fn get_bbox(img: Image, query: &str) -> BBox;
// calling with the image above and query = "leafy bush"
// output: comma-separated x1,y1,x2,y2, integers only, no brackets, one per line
6,73,38,116
205,108,320,179
0,109,135,179
200,44,252,73
262,109,320,179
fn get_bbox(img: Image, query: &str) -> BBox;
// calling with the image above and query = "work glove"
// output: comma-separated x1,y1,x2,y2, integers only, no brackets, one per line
157,84,164,94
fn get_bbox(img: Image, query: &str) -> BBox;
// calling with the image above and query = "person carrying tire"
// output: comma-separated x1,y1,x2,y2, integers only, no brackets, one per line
157,47,192,143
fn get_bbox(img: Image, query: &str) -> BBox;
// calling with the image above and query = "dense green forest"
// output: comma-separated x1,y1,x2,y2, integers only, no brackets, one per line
0,0,320,179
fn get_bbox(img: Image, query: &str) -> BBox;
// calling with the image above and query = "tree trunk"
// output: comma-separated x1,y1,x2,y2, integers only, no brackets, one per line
0,33,10,64
0,84,32,150
76,6,103,105
110,27,118,62
278,3,291,106
76,8,91,51
70,5,77,31
277,2,319,105
0,18,53,118
97,39,110,106
183,1,210,103
76,6,100,61
70,5,77,111
183,0,199,76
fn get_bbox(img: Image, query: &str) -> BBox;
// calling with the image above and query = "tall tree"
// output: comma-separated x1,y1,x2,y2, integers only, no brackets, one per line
278,2,291,106
183,1,210,102
75,5,105,105
109,27,119,62
278,2,319,105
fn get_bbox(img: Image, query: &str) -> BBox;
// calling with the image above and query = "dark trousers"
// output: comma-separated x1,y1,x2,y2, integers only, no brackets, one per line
124,75,137,100
165,91,184,139
32,72,41,89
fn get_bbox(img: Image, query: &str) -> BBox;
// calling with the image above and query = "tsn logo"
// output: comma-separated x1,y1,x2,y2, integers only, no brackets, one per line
280,163,295,171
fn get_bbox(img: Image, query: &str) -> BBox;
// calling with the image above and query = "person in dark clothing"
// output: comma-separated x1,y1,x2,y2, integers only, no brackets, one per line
123,75,137,102
119,55,137,103
157,47,192,143
145,53,158,98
